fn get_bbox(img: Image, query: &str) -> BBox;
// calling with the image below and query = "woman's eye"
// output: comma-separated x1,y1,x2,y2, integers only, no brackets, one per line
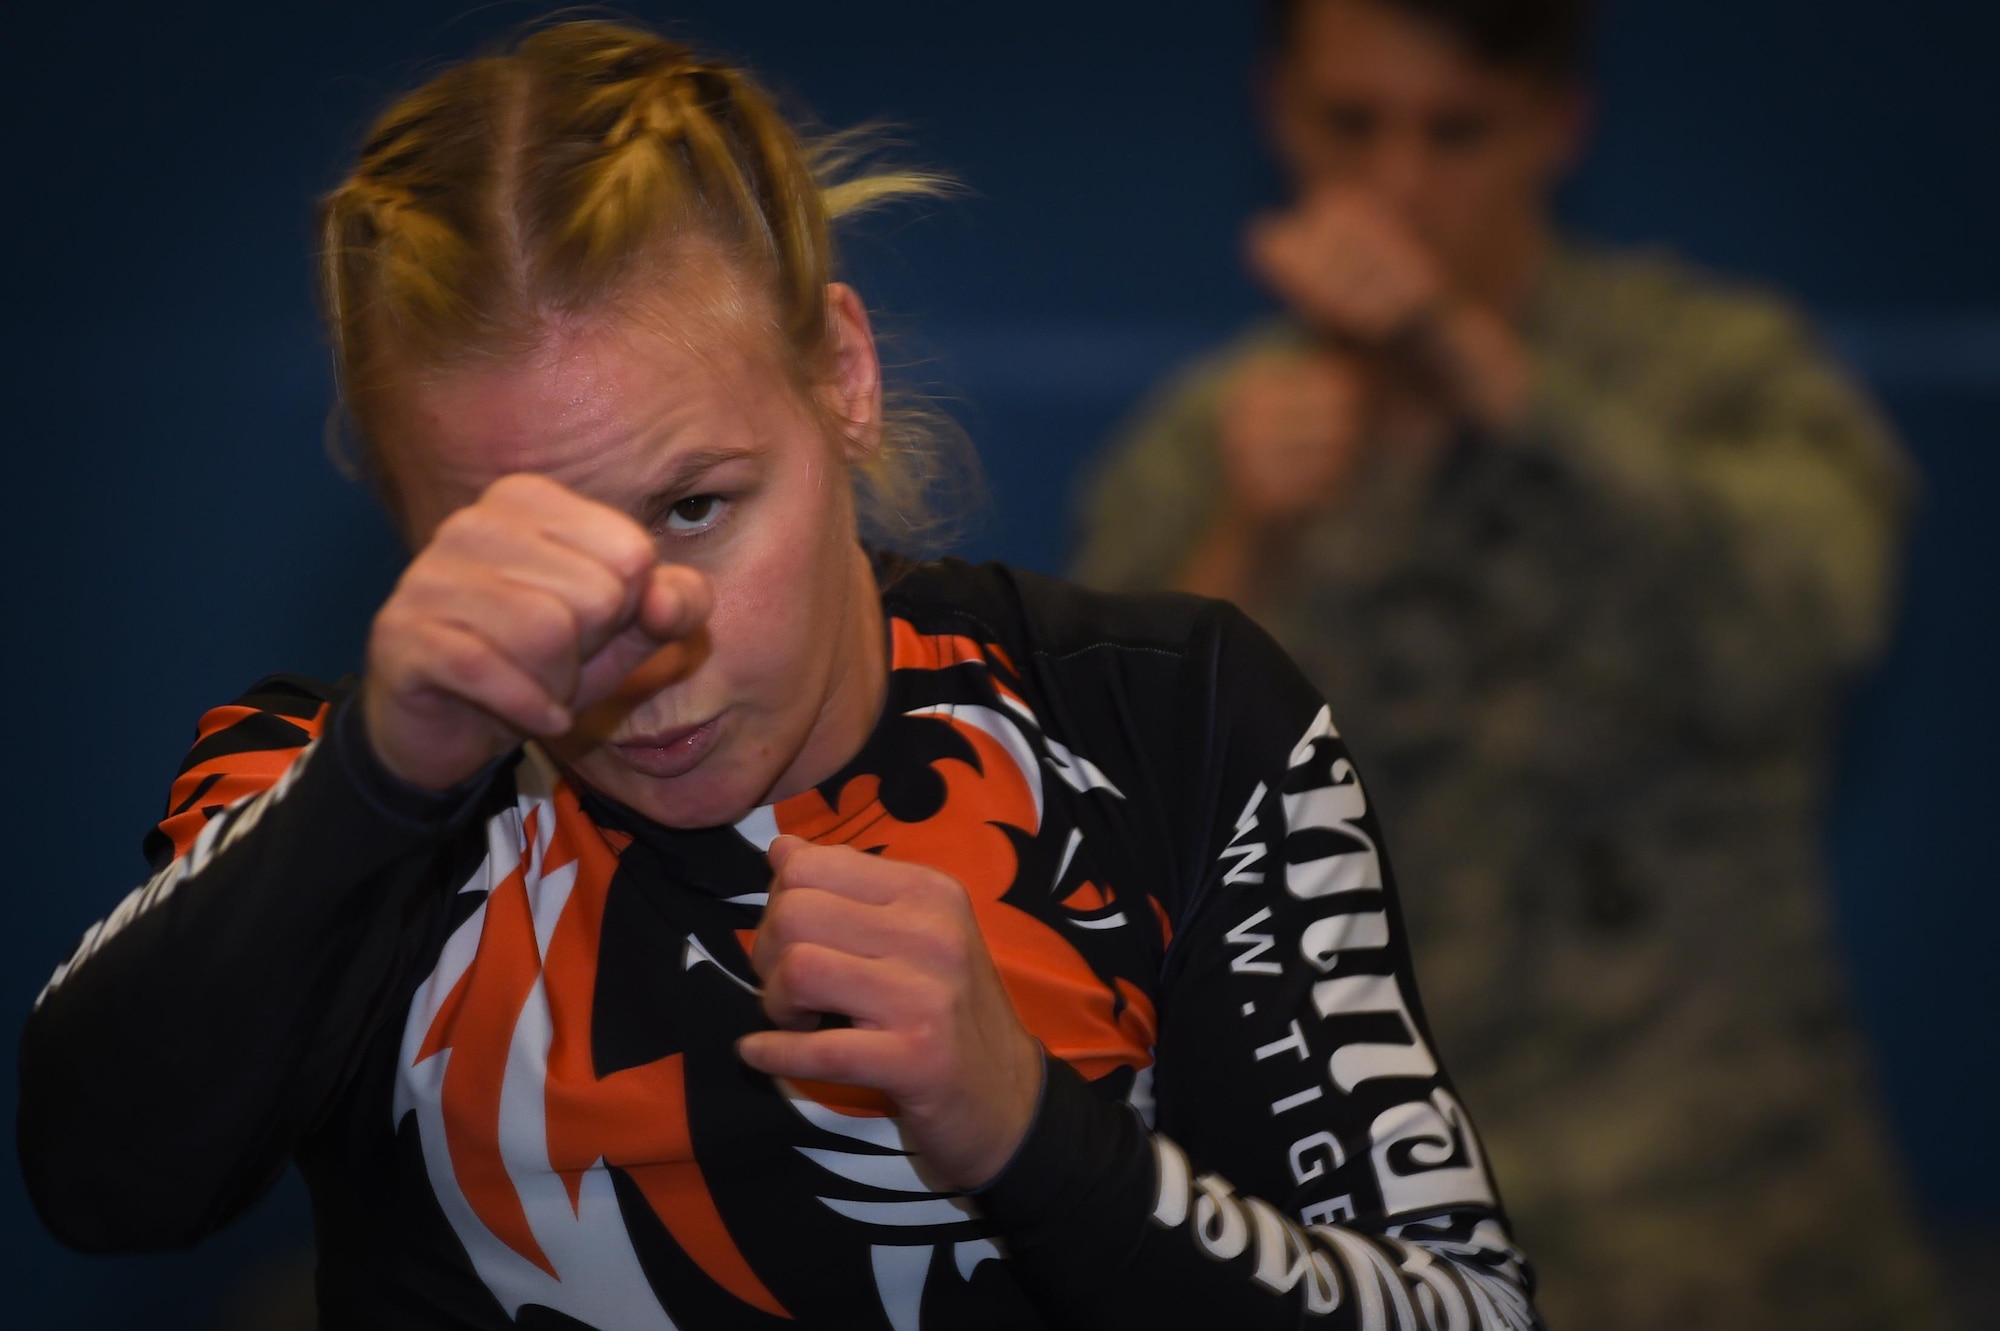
663,494,724,532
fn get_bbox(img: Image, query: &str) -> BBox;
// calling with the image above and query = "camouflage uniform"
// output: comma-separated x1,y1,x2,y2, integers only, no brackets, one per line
1073,242,1953,1330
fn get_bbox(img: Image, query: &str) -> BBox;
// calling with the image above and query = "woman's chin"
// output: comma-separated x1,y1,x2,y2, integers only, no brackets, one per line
567,744,771,831
616,771,756,823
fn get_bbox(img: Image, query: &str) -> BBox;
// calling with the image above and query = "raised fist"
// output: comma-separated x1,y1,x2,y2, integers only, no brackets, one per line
1218,352,1371,525
363,473,713,791
739,837,1044,1191
1248,187,1447,345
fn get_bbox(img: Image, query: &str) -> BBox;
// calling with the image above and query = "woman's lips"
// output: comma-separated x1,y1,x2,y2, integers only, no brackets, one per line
612,715,723,779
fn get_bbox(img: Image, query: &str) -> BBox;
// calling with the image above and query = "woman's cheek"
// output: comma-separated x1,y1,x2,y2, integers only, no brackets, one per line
709,543,804,697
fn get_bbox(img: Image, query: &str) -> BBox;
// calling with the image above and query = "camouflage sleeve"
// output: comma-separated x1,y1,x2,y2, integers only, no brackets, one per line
1501,297,1913,739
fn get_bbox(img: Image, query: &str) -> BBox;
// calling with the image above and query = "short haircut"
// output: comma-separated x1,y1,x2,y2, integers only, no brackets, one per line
1267,0,1596,82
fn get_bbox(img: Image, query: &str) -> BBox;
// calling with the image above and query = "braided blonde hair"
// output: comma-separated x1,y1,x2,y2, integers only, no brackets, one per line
320,18,966,546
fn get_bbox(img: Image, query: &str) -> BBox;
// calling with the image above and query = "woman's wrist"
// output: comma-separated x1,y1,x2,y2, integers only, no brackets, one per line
962,1041,1052,1193
333,692,509,830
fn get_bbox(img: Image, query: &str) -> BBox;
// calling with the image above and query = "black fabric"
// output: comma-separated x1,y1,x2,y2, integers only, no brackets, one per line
971,1052,1155,1272
19,559,1538,1329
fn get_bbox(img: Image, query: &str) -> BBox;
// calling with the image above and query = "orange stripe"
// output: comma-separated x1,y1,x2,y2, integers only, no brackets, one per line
158,702,329,861
426,786,787,1315
888,619,990,674
428,813,558,1276
1060,880,1112,912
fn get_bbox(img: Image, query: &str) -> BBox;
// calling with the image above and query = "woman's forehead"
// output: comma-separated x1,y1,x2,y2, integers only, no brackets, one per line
385,309,789,492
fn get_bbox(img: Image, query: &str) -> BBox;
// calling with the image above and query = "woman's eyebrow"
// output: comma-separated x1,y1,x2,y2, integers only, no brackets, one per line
636,446,761,519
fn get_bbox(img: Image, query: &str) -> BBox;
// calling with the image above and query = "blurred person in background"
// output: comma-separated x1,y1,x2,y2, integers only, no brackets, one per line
1072,0,1954,1326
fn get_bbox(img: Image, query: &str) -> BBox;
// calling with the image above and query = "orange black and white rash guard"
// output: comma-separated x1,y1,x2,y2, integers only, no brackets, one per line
20,559,1539,1330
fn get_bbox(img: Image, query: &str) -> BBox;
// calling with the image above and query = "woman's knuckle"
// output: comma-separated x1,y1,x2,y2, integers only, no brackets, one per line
484,473,541,506
434,634,490,686
930,924,970,968
518,593,577,656
765,895,807,948
905,1024,947,1075
609,525,656,575
580,570,627,626
434,505,474,540
441,502,497,545
778,942,823,989
372,596,417,639
791,844,833,878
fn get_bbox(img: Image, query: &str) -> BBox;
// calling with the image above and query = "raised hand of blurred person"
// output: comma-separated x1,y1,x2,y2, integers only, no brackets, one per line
363,473,714,791
1249,188,1531,433
1220,351,1370,523
739,836,1045,1192
1249,187,1446,345
1172,351,1367,607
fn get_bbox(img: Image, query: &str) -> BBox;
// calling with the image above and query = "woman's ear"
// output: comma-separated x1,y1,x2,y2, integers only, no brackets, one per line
820,283,883,463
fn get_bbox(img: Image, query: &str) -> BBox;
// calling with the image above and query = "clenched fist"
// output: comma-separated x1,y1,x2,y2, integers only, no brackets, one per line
738,837,1045,1191
1248,187,1532,431
363,474,714,791
1248,187,1446,345
1219,351,1370,524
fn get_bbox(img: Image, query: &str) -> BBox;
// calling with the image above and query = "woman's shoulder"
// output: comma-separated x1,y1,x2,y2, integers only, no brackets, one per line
878,555,1254,668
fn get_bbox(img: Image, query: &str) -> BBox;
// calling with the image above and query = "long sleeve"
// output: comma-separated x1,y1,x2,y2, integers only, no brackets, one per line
975,606,1537,1329
17,679,496,1251
1493,290,1912,742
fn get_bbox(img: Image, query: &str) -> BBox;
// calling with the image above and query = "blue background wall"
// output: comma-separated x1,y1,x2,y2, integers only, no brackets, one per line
3,2,1994,1326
